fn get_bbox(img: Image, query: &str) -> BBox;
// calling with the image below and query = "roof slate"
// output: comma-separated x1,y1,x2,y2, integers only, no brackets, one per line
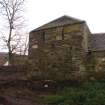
32,15,84,32
90,33,105,51
30,15,105,52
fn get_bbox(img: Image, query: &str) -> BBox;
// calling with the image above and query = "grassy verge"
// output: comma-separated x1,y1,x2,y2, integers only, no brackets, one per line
39,81,105,105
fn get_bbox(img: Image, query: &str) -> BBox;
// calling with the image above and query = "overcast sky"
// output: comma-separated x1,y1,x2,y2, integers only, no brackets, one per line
0,0,105,52
26,0,105,33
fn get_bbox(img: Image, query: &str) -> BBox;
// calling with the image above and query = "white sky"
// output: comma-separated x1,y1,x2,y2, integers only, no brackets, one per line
26,0,105,33
0,0,105,52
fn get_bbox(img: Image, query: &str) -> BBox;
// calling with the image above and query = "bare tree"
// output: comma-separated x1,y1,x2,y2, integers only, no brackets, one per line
13,33,29,55
0,0,25,64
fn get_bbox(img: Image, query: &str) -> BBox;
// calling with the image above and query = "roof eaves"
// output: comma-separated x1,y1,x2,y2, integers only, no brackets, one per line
30,21,85,33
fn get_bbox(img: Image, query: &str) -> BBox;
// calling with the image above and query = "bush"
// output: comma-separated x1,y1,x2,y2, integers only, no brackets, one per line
40,95,64,104
40,81,105,105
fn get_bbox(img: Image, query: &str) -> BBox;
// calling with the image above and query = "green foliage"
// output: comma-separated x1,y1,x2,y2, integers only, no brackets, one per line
40,95,64,104
40,81,105,105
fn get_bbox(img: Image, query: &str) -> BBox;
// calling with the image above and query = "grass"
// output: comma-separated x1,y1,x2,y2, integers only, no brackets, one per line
39,81,105,105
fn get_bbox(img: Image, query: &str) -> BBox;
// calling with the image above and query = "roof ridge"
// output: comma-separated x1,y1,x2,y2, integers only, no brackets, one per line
31,15,84,32
62,15,82,21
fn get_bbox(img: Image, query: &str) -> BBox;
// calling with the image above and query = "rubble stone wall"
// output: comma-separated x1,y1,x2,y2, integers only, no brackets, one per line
29,23,90,80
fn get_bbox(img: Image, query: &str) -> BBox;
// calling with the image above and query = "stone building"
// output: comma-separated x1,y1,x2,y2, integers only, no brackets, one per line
29,15,105,80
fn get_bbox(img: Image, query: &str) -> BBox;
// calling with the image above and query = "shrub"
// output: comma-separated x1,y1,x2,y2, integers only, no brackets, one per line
40,95,64,104
40,81,105,105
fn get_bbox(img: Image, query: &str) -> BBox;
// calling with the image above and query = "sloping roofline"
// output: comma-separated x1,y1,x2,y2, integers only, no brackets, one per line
30,15,85,33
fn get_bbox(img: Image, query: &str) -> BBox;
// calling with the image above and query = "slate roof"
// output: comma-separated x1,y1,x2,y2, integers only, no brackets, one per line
30,15,105,52
32,15,85,32
90,33,105,51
